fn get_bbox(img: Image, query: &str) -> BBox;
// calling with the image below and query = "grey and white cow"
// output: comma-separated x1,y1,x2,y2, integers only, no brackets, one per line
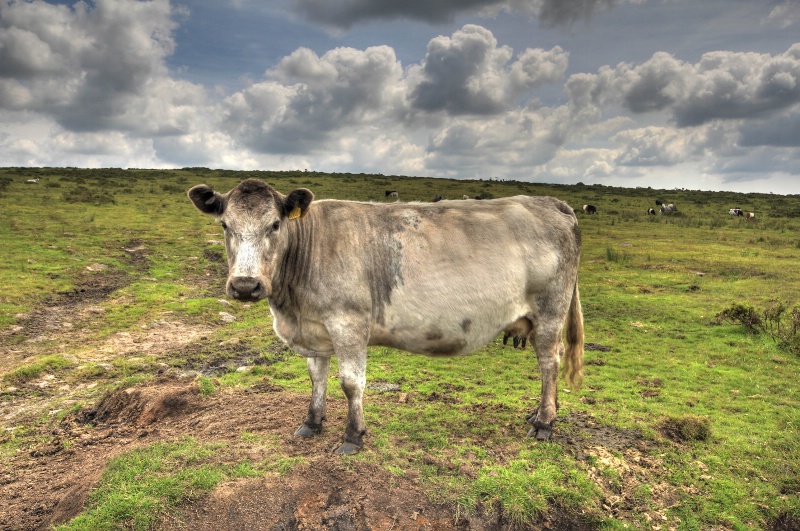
188,179,584,454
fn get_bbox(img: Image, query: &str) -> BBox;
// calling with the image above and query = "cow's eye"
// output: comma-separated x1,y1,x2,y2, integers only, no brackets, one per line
271,220,280,232
220,221,228,231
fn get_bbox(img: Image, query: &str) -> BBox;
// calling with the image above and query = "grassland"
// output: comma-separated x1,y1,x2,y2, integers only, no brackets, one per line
1,167,799,529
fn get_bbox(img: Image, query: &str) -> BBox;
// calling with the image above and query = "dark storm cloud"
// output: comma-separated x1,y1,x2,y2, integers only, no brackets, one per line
738,112,800,148
536,0,620,28
290,0,631,29
290,0,503,29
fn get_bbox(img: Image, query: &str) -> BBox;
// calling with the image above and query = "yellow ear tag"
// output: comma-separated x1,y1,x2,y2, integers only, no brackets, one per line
288,206,302,220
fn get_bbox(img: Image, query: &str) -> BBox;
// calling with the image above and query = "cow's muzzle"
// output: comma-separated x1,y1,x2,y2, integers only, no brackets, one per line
228,276,267,301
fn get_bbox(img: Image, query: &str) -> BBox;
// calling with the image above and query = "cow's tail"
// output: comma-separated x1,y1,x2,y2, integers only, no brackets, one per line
562,281,584,391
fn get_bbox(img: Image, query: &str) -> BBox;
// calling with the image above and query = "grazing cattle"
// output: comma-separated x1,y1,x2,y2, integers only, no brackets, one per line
25,178,40,184
655,199,663,206
729,208,743,217
648,208,656,215
660,203,677,214
463,195,470,200
432,195,442,202
583,204,597,215
385,190,399,201
188,179,584,455
746,212,756,221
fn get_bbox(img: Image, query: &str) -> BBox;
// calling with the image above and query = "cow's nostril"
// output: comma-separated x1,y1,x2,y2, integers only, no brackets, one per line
251,282,264,298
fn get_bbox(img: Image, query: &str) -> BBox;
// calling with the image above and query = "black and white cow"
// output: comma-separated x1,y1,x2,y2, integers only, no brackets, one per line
583,204,597,215
729,207,744,217
189,179,584,454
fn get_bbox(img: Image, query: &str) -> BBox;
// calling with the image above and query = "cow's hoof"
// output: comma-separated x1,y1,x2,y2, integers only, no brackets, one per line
334,442,361,455
527,425,552,441
294,425,318,438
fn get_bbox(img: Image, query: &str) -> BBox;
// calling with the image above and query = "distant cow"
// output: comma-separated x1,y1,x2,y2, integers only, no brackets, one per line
188,179,584,454
432,195,442,202
385,190,399,201
660,203,677,214
25,178,40,184
583,204,597,215
729,208,743,217
746,212,756,221
655,199,663,206
648,208,656,215
463,195,470,200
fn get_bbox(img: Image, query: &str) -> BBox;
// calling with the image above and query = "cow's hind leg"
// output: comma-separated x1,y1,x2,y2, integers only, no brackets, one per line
527,324,564,440
295,356,331,438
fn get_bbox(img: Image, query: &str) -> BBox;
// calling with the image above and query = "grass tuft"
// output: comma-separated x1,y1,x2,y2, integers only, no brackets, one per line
659,415,712,442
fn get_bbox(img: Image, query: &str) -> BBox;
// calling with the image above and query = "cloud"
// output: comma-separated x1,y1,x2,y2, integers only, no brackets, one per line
0,0,206,135
409,25,568,115
762,1,800,29
566,44,800,132
221,45,406,153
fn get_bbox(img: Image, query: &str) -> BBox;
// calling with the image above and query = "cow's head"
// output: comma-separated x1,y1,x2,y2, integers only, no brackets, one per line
188,179,313,302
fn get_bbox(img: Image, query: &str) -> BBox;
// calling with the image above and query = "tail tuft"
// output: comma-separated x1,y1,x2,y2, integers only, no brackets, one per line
562,283,584,391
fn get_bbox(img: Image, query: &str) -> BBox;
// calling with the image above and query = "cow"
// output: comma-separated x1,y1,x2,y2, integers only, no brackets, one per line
648,208,656,216
385,190,399,201
25,178,40,184
729,208,743,217
583,204,597,215
655,199,663,206
463,195,470,200
432,195,442,202
746,212,756,221
188,179,584,455
660,203,677,214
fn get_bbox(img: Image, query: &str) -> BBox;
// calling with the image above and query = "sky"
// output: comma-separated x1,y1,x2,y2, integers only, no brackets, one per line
1,1,800,194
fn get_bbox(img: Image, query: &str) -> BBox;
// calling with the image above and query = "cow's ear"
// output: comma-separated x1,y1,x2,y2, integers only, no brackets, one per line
188,185,224,216
283,188,314,219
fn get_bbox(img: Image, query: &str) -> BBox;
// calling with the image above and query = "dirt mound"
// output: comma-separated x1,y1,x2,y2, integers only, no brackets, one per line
79,379,206,427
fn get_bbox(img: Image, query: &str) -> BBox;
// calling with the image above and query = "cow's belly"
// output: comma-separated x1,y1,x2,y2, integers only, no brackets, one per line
370,289,528,356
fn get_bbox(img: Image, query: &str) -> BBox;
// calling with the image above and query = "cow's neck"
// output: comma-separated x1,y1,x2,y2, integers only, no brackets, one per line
270,211,316,312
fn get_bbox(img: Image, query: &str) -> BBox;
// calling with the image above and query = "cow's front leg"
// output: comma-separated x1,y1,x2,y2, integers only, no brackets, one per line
334,346,368,455
528,329,564,440
295,356,331,438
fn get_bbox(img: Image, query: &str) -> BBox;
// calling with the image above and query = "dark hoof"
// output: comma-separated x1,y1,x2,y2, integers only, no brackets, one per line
294,425,318,438
527,425,553,440
334,442,361,455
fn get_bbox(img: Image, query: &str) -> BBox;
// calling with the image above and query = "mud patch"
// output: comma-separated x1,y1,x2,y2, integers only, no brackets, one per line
158,463,460,531
555,411,677,524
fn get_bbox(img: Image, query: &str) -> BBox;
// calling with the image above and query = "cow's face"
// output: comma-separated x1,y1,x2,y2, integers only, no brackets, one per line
188,179,313,302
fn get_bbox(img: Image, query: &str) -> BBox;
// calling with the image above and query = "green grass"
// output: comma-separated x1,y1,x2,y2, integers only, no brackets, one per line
2,167,800,529
54,438,251,531
2,354,73,385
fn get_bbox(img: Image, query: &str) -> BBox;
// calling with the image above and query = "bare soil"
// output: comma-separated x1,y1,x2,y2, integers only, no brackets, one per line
0,263,744,531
